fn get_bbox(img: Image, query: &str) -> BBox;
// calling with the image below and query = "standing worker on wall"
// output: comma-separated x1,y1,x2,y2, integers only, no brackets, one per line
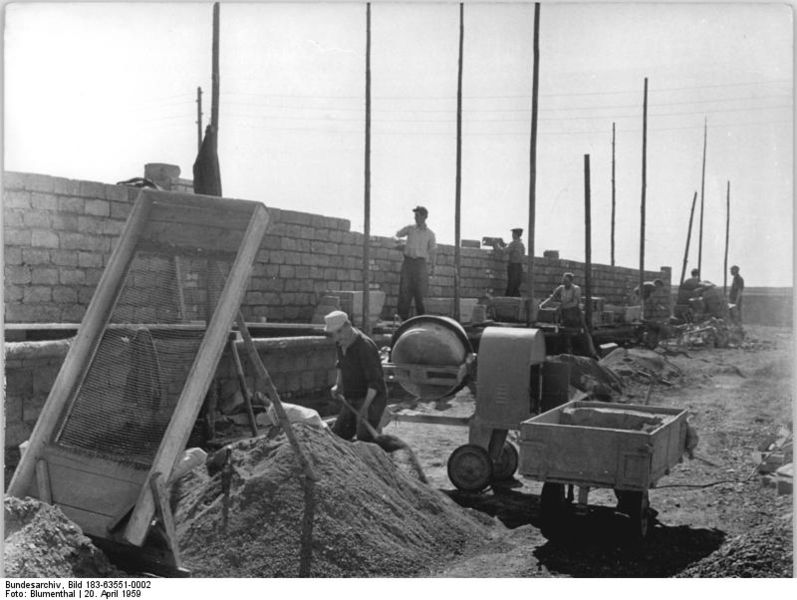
497,228,525,297
729,265,745,326
325,310,387,443
395,206,437,321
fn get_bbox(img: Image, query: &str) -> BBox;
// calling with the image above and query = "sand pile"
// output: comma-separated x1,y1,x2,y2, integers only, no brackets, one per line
174,423,499,577
3,496,125,578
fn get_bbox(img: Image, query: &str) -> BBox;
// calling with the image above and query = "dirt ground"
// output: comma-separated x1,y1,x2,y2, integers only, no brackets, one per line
380,324,794,577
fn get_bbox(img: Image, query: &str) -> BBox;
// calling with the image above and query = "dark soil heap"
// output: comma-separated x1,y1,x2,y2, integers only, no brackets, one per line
3,497,125,578
174,423,499,577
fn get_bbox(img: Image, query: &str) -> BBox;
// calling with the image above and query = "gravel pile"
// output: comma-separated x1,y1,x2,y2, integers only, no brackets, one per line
174,422,500,577
676,515,793,577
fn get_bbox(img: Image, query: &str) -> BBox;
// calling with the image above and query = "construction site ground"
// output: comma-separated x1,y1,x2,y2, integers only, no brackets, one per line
3,324,793,579
380,323,794,577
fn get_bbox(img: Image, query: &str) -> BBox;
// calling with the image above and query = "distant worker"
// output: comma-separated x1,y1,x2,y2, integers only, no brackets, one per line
539,272,597,358
678,268,701,304
729,265,745,325
675,268,701,322
540,272,583,328
325,310,387,443
634,278,665,302
395,206,437,321
497,228,525,297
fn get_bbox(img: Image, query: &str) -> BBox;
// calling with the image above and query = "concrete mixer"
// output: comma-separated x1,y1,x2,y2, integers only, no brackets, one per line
383,316,571,492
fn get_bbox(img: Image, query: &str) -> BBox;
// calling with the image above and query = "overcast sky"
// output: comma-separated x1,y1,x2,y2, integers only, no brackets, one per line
3,1,794,287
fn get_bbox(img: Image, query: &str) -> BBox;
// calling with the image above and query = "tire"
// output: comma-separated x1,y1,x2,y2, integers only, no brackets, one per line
447,444,493,492
492,441,519,481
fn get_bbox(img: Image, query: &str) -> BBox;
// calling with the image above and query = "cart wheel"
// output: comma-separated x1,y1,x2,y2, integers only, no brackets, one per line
447,444,493,492
491,441,519,481
616,490,651,539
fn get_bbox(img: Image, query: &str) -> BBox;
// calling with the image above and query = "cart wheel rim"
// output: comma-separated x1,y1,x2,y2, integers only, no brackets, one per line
447,444,493,492
492,441,519,481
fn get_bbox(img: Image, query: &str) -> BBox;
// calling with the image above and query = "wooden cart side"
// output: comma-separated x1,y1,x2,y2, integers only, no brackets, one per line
518,421,655,490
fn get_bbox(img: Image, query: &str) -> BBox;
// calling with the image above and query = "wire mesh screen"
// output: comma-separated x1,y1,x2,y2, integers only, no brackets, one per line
55,247,236,467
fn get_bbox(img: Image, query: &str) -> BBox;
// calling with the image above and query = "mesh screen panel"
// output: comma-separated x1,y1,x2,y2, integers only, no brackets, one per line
55,247,235,467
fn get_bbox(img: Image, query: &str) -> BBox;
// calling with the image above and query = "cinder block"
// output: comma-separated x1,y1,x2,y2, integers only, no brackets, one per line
85,199,111,217
59,268,86,285
30,193,58,212
78,180,106,199
23,394,49,422
4,229,32,246
50,214,80,231
50,250,78,267
5,265,32,284
5,247,23,265
31,268,59,285
23,286,52,303
31,229,59,249
78,251,103,268
22,248,52,266
4,421,33,448
2,171,27,190
52,286,78,303
110,202,132,220
58,196,85,213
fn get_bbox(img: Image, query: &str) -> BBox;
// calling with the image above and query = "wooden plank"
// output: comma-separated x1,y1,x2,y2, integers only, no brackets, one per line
57,504,119,539
42,445,149,484
46,462,143,517
148,202,253,230
124,204,270,546
35,460,52,504
390,413,471,427
149,473,181,566
146,188,261,215
7,193,153,499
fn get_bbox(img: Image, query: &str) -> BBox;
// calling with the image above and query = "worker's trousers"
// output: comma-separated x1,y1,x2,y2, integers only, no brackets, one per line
331,394,387,443
505,263,523,297
397,256,428,320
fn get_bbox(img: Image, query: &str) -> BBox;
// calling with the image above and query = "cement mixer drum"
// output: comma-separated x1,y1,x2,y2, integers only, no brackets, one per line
388,316,474,399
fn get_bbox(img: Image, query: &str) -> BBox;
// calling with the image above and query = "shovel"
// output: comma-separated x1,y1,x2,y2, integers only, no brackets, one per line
335,393,428,484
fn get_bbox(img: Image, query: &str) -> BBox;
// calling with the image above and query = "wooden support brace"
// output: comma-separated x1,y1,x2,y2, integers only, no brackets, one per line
149,472,181,568
230,340,259,437
35,459,52,504
235,312,317,482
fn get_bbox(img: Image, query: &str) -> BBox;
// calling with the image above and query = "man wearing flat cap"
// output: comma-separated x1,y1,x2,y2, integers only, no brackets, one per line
395,206,437,320
497,228,525,296
324,310,387,442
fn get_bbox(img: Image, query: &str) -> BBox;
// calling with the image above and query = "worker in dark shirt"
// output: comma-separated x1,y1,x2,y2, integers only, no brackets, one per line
729,265,745,325
497,227,525,297
325,310,387,443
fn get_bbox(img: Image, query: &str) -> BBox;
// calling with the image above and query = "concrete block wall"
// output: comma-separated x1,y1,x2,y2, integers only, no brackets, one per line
4,170,669,325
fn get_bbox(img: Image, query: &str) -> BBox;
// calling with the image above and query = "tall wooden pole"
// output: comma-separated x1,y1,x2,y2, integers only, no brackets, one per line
584,154,593,331
454,3,463,321
362,3,372,333
698,117,707,275
526,2,541,303
611,122,616,266
680,191,698,286
211,3,220,131
196,87,203,152
639,78,648,300
723,181,730,296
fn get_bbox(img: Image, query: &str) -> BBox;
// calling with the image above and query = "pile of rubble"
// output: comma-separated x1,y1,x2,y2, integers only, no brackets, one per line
675,514,793,578
174,422,499,577
664,317,745,350
3,497,126,578
599,347,682,387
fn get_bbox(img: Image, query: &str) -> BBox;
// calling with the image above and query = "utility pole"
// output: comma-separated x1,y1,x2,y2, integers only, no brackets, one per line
680,191,698,286
724,181,730,296
611,122,616,266
362,3,372,334
639,78,648,303
196,87,203,152
698,117,707,275
526,2,541,305
454,2,464,322
584,154,593,331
